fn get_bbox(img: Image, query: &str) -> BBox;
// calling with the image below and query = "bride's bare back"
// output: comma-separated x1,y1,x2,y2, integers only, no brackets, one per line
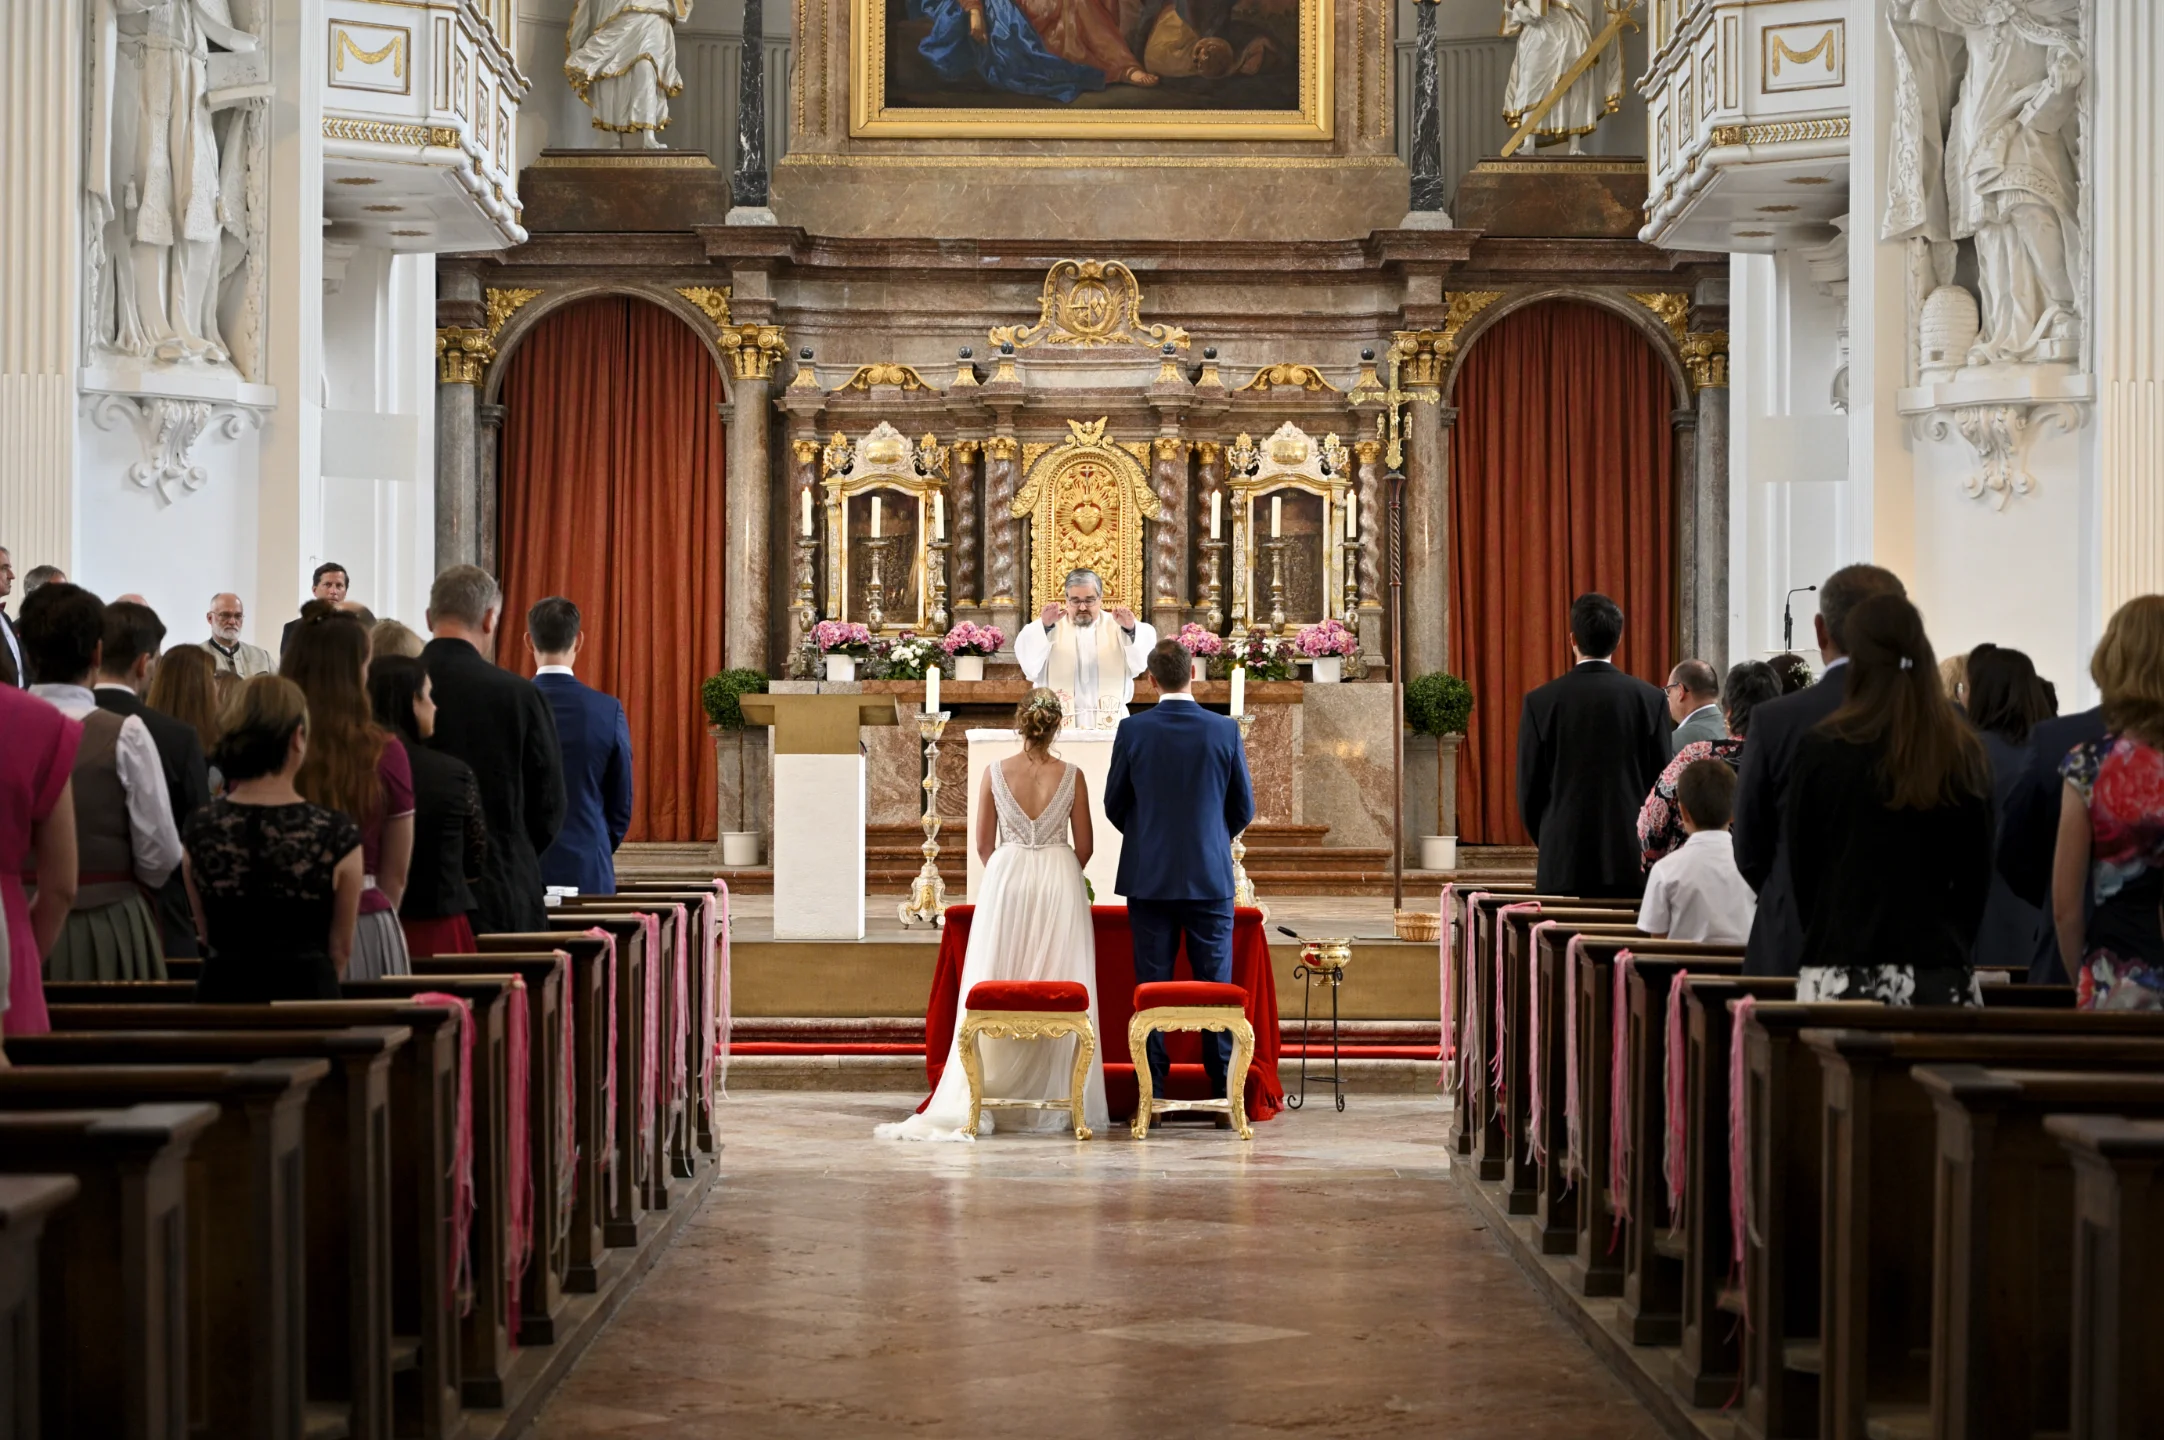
975,752,1094,867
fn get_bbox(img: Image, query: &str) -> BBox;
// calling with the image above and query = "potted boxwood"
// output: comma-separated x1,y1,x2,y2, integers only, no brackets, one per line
702,667,770,867
812,620,875,682
941,621,1004,682
1405,671,1473,871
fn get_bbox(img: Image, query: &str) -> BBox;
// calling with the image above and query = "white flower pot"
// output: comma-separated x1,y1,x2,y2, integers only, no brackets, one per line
719,832,761,868
1191,658,1208,683
1309,655,1343,684
954,654,986,682
823,654,856,683
1419,835,1457,872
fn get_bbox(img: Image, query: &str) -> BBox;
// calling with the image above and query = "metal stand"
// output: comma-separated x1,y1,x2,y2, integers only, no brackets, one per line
863,534,898,631
1263,538,1288,633
898,710,950,926
794,533,819,647
927,535,950,634
1341,537,1361,622
1230,711,1264,920
1287,940,1350,1112
1202,538,1227,633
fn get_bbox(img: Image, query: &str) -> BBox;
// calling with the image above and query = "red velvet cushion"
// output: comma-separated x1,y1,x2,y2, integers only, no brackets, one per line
966,980,1090,1013
1134,980,1247,1009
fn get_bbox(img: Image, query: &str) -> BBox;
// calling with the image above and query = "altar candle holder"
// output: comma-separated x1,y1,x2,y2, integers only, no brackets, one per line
1341,538,1361,622
1202,539,1228,635
794,534,819,649
927,534,951,634
899,709,951,927
1230,711,1264,921
862,534,898,632
1263,538,1288,634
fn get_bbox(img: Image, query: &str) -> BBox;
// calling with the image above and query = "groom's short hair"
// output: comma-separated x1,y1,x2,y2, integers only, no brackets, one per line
1146,638,1191,692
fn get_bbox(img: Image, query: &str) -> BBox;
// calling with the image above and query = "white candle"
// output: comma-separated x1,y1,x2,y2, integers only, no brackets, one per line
800,486,813,537
1270,495,1282,539
1345,492,1358,540
871,495,882,538
934,490,946,540
1230,665,1245,717
1209,490,1222,541
926,666,940,715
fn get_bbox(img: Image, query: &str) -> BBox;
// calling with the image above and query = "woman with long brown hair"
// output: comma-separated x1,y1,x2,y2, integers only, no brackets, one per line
146,643,224,758
281,611,414,980
1785,593,1994,1005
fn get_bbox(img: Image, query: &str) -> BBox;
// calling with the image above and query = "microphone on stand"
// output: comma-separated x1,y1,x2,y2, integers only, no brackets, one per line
1783,585,1817,652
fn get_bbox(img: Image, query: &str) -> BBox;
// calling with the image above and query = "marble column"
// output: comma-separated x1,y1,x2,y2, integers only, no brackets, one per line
1407,0,1446,216
1670,405,1701,666
1402,401,1453,679
1149,437,1189,640
950,440,982,607
984,434,1022,641
1354,439,1386,662
1193,441,1226,621
727,370,774,671
476,402,505,577
2094,0,2164,608
1690,383,1728,673
433,341,484,572
732,0,769,210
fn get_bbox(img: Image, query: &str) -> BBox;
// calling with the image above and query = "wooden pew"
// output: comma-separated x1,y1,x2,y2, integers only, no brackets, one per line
42,1002,468,1440
0,1061,326,1440
556,902,687,1205
0,1103,218,1440
412,952,570,1345
7,1028,404,1440
1442,883,1544,1161
591,883,728,1160
1523,917,1643,1246
1454,891,1581,1174
1915,1065,2164,1440
0,1174,80,1440
2045,1114,2164,1440
1806,1033,2164,1440
544,912,652,1246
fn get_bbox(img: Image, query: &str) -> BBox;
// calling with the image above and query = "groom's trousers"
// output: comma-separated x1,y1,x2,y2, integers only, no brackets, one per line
1127,897,1236,1098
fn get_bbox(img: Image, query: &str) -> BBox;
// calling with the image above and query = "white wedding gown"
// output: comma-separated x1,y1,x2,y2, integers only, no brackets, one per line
877,760,1109,1141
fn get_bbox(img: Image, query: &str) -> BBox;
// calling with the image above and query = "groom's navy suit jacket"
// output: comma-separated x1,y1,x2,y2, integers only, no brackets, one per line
1105,697,1255,900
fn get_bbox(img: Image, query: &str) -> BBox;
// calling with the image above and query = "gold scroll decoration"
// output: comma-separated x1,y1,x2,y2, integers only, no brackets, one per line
1011,418,1160,615
1626,291,1728,391
1235,363,1341,395
990,260,1190,353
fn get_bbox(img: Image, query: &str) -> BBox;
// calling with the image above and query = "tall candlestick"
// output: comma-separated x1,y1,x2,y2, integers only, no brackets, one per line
1210,490,1221,540
1345,492,1357,541
925,666,939,716
1230,665,1245,717
1270,495,1282,539
871,495,882,538
934,490,946,540
800,486,813,537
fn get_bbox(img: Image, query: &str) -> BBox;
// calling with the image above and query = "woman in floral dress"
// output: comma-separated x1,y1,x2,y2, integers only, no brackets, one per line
1637,659,1781,868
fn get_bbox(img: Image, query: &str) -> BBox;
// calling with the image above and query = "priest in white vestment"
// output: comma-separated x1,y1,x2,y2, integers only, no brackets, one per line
1013,569,1157,726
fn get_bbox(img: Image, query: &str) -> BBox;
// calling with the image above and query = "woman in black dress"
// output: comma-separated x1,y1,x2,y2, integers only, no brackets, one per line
367,656,488,957
182,676,364,1001
1964,644,2054,979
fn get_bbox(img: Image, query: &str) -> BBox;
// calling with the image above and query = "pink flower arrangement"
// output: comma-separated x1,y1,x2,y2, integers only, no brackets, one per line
812,620,875,656
1294,619,1360,659
1175,623,1225,658
940,621,1006,657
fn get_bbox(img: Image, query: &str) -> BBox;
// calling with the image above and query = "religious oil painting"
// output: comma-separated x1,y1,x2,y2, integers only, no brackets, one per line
850,0,1333,139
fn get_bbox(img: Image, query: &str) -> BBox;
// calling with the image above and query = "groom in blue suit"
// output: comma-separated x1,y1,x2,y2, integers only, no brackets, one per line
1105,638,1256,1100
526,596,635,896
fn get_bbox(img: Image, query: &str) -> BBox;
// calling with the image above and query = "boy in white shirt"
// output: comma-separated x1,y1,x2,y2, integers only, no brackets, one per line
1639,758,1757,944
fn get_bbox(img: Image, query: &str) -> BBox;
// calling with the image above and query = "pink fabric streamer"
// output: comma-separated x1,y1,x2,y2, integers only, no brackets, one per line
667,903,690,1109
552,950,578,1239
635,912,662,1183
504,977,532,1340
1563,936,1586,1182
1526,919,1564,1164
1606,951,1636,1222
1437,884,1457,1073
585,927,619,1191
707,881,733,1101
1454,891,1493,1098
1663,968,1691,1223
1492,902,1542,1093
413,991,477,1317
1728,994,1757,1275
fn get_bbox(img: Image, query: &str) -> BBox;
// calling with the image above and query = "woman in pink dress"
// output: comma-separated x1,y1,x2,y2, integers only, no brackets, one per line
0,686,83,1042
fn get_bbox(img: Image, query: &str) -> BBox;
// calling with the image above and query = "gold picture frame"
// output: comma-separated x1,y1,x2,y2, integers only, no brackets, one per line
851,0,1334,141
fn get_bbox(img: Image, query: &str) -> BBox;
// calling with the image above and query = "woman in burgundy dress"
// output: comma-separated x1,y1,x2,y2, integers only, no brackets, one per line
0,686,81,1042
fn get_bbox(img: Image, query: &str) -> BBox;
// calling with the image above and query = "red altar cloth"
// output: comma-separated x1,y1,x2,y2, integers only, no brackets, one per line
923,905,1284,1122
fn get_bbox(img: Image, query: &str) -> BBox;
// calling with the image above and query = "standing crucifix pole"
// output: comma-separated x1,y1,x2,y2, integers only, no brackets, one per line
1389,468,1407,912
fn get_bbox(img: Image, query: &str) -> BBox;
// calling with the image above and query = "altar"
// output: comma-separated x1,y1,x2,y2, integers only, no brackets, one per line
966,728,1124,904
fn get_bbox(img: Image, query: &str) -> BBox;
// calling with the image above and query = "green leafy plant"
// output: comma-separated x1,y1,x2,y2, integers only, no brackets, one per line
1405,671,1473,737
702,668,770,731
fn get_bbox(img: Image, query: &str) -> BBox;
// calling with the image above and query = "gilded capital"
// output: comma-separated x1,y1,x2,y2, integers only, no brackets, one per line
1681,331,1730,391
720,324,787,381
951,438,983,460
790,438,820,465
1353,439,1382,464
983,436,1019,461
436,327,495,386
1152,436,1189,460
1195,440,1224,465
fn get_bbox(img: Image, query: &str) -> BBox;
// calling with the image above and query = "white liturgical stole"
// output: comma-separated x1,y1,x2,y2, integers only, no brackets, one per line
1041,617,1130,721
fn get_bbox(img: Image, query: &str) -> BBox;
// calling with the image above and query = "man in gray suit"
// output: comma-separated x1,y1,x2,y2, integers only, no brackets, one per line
1665,659,1725,755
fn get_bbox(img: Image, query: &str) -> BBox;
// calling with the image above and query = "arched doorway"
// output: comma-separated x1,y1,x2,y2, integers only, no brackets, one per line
1447,299,1681,844
496,296,729,843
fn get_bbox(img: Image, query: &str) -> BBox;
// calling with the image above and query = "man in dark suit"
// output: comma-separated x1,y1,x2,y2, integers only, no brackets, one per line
281,561,349,656
1732,563,1907,975
526,596,634,896
1105,638,1256,1101
1516,593,1672,898
422,565,567,933
93,599,212,957
0,546,25,686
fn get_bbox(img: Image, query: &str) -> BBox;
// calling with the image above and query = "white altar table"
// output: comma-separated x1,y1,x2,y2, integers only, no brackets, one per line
966,728,1124,905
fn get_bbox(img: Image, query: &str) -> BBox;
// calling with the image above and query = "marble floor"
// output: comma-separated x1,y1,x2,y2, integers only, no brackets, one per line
523,1093,1665,1439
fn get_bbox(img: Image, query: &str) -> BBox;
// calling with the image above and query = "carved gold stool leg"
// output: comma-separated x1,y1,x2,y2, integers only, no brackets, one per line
960,1009,1096,1140
1066,1020,1095,1141
1128,1007,1253,1141
958,1014,988,1139
1127,1013,1156,1139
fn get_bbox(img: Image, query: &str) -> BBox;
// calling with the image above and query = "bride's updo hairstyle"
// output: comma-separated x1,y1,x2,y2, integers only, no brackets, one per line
1015,687,1064,756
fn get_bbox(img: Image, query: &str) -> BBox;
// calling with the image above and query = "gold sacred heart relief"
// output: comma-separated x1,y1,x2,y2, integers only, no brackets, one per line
1070,500,1104,534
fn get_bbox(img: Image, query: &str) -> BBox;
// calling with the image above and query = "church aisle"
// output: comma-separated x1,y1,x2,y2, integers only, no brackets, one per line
525,1094,1666,1438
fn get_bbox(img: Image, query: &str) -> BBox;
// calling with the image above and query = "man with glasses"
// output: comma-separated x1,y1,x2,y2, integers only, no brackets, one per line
1664,659,1725,755
1013,568,1157,726
200,592,276,677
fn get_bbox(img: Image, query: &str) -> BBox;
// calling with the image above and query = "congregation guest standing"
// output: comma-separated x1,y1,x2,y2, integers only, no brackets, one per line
147,646,225,779
1515,593,1670,898
1638,759,1755,944
1664,659,1725,755
1768,652,1815,696
1105,640,1255,1101
0,546,25,687
1786,594,1993,1005
1963,644,2054,979
94,600,212,957
369,656,489,957
200,592,275,678
370,619,426,661
284,613,414,980
424,566,566,933
184,676,364,1001
2051,595,2164,1010
0,685,79,1037
527,598,634,895
18,583,182,981
1638,659,1780,867
281,562,348,656
1733,564,1907,975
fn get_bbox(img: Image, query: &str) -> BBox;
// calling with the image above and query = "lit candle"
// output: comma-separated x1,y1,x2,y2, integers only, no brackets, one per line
934,490,946,540
1230,665,1245,717
871,495,882,538
926,666,940,715
800,486,813,537
1209,490,1222,541
1270,495,1282,539
1345,492,1357,541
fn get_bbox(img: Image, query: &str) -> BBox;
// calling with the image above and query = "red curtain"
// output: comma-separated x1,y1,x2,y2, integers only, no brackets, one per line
1446,300,1678,845
497,296,728,843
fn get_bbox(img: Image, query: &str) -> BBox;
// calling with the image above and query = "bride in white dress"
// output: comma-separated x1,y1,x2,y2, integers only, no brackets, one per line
878,690,1109,1141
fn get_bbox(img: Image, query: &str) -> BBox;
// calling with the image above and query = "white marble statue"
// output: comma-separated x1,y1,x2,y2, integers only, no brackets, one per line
87,0,260,369
1502,0,1624,156
566,0,692,149
1885,0,2085,368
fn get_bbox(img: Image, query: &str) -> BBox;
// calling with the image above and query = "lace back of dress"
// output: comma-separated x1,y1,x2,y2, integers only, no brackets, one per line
990,760,1075,850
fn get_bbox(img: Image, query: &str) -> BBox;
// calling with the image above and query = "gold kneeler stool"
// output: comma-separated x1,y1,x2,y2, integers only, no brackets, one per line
958,980,1097,1140
1127,981,1256,1140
